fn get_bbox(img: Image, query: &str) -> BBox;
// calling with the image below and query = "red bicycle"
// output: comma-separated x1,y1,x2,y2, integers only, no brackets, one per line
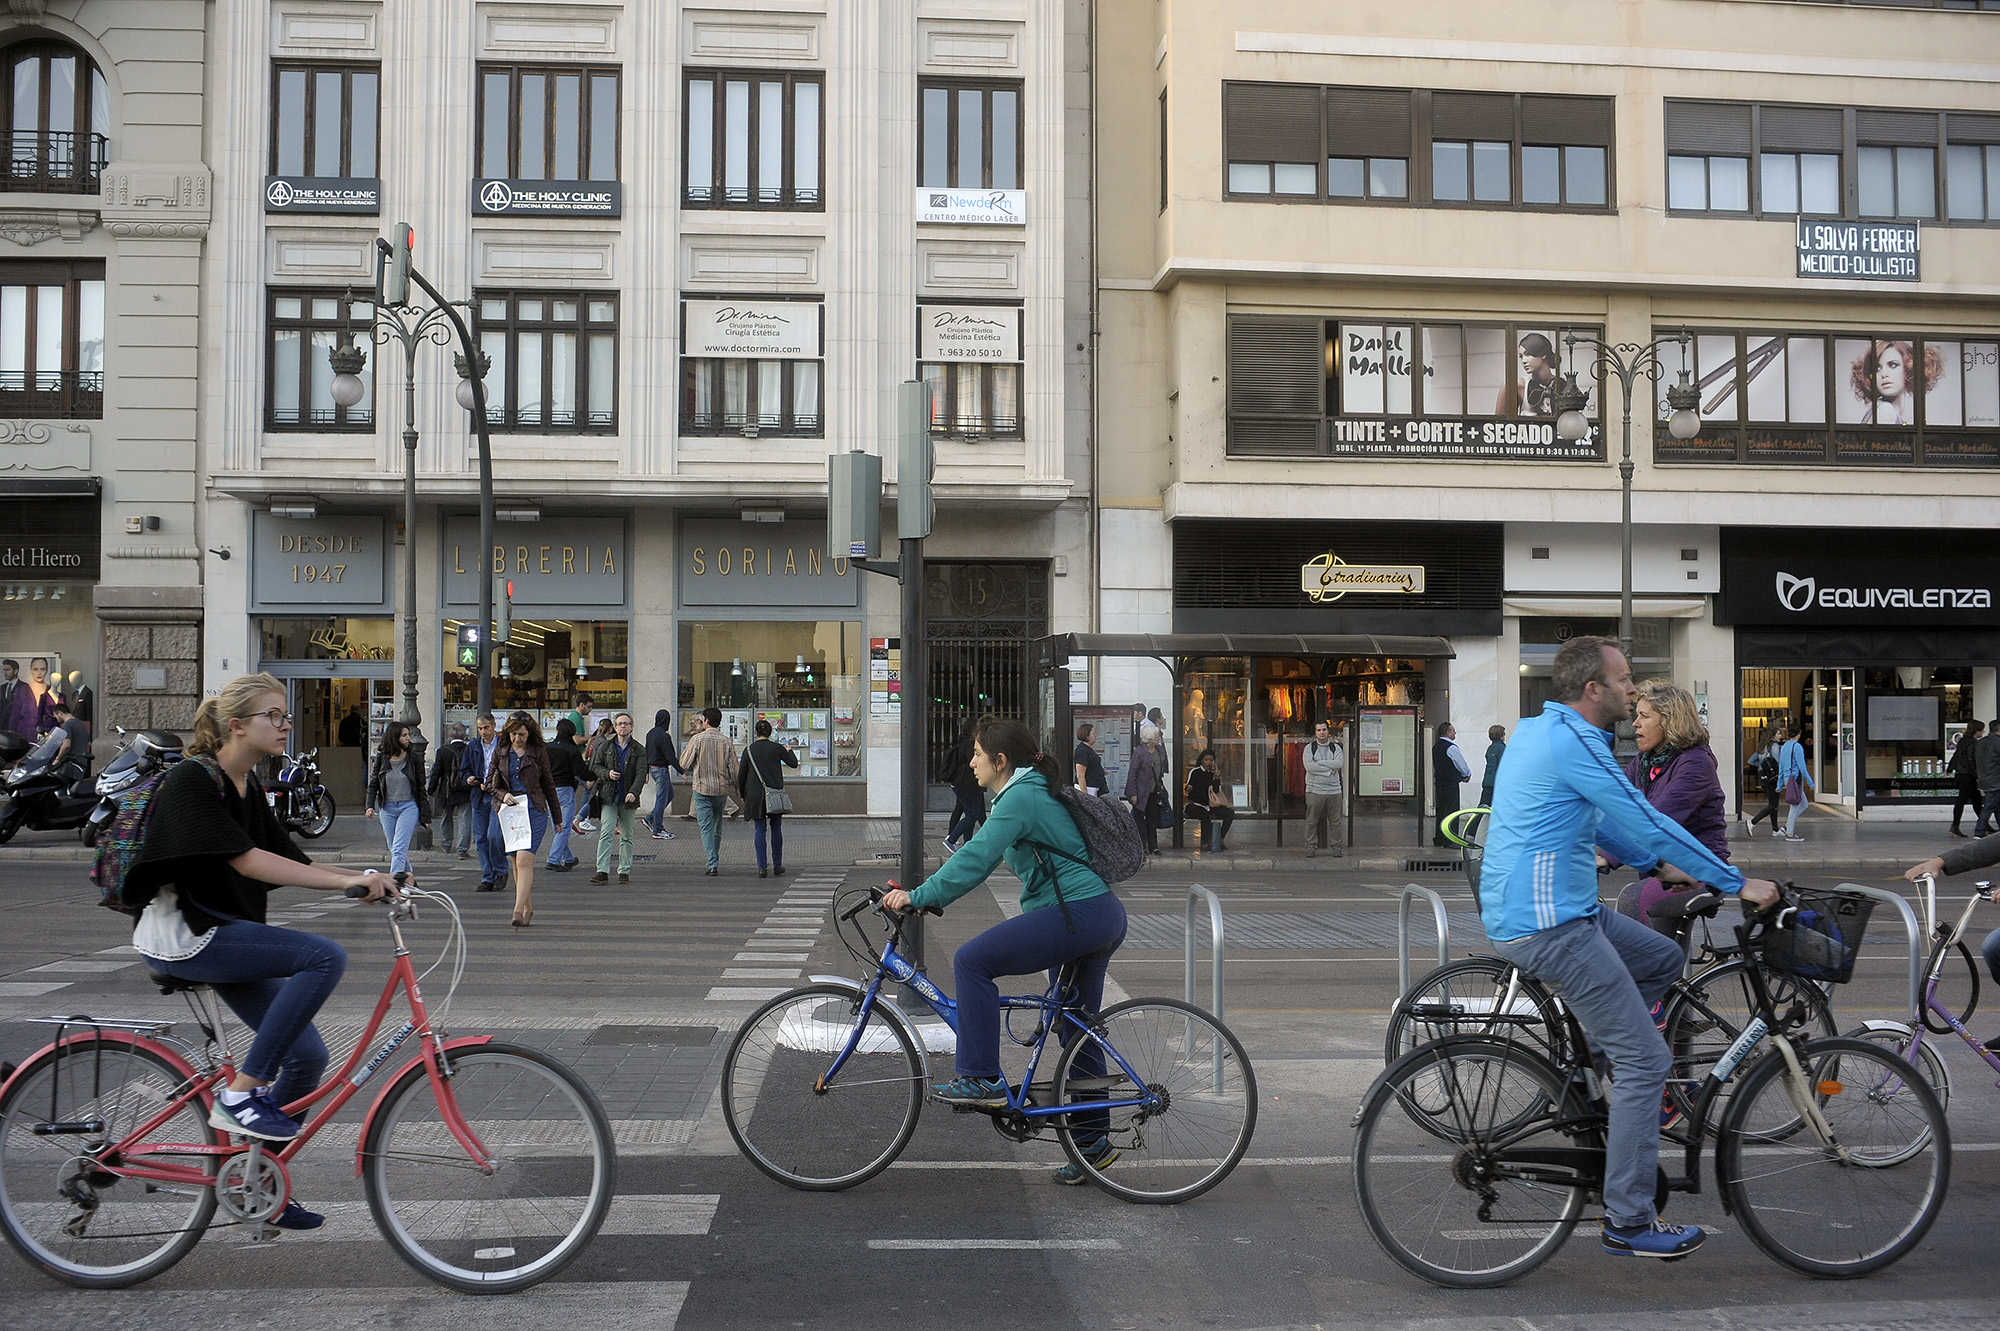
0,879,614,1292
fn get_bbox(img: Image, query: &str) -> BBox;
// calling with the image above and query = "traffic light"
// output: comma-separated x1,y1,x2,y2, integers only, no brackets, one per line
495,576,513,644
897,379,934,539
382,221,415,306
455,624,482,669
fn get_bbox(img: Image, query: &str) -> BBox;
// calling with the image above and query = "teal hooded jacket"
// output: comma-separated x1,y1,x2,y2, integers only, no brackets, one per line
908,767,1110,914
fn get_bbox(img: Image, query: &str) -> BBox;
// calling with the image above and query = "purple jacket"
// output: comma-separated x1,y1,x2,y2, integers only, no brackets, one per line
5,683,55,738
1604,741,1731,868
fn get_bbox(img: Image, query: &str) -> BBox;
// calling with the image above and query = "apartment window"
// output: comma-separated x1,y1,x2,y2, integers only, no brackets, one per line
1223,82,1319,196
919,79,1020,191
1857,109,1941,218
477,65,619,181
1325,87,1409,199
1430,92,1513,203
474,292,617,432
921,363,1020,440
271,63,378,178
0,262,101,418
685,70,821,208
1945,113,2000,218
268,290,372,430
1665,102,1752,212
3,41,108,193
681,360,821,435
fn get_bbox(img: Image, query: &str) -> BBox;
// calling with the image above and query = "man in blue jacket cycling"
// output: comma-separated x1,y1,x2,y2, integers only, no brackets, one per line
1483,635,1778,1261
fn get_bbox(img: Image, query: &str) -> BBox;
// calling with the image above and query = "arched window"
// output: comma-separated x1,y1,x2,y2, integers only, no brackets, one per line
3,40,109,193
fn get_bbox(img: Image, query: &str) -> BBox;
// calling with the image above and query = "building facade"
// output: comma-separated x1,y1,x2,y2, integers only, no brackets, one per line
0,0,210,746
200,1,1092,812
1098,0,2000,828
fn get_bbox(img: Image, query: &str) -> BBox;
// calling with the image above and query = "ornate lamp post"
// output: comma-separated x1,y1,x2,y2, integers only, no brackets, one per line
1554,334,1701,659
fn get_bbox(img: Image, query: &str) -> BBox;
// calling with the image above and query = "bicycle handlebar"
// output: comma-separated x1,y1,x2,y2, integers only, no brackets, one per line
345,871,418,920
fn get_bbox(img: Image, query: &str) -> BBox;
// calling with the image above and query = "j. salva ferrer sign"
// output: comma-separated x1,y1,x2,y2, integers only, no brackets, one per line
1796,219,1920,282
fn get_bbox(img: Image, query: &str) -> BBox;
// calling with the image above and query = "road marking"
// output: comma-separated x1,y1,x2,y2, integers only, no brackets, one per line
0,1282,692,1326
867,1238,1122,1251
0,981,72,997
95,944,141,956
734,952,810,963
706,986,793,1001
13,1194,718,1245
722,968,801,980
24,960,139,974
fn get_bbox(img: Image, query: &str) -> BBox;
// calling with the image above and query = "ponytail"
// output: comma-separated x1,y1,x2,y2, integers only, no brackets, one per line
975,716,1065,790
186,672,287,756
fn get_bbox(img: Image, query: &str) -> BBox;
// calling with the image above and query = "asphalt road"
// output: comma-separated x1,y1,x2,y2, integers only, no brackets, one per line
0,850,1992,1331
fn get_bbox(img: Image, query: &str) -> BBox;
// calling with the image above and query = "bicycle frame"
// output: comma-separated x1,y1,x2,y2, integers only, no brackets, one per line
1884,875,2000,1082
34,902,496,1197
824,922,1154,1124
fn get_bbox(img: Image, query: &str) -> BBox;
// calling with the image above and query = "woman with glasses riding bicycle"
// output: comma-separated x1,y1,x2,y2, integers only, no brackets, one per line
881,716,1129,1183
123,673,397,1231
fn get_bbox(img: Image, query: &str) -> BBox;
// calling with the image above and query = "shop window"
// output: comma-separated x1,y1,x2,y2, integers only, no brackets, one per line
680,357,822,436
477,64,619,182
678,621,865,779
272,63,378,179
684,69,821,208
0,261,101,418
920,361,1021,441
1519,619,1670,721
3,40,109,193
440,618,628,734
473,291,617,433
267,288,373,430
919,78,1020,191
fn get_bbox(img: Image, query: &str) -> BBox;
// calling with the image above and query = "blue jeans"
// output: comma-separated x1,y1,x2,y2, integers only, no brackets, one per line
472,796,505,882
1491,909,1684,1230
947,794,984,846
547,786,577,867
647,766,674,834
752,814,784,870
693,793,725,870
953,892,1128,1087
152,921,346,1102
376,799,419,876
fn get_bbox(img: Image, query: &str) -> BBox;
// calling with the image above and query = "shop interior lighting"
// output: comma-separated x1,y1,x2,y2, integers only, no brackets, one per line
269,498,319,520
731,657,743,676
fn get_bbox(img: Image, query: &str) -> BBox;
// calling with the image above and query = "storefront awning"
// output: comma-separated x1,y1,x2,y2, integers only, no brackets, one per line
1037,632,1455,661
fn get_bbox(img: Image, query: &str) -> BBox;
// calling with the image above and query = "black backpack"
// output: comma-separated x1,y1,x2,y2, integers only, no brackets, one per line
1027,785,1147,887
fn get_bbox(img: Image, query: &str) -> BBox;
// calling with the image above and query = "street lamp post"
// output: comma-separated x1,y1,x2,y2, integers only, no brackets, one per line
1554,334,1701,659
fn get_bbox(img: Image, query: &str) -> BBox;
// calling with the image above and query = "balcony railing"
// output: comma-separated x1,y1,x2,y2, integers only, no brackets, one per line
680,409,824,437
484,405,617,433
0,369,101,419
268,403,373,430
6,131,109,195
929,415,1023,442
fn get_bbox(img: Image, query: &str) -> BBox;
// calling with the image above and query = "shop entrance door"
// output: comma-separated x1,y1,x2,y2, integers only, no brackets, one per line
266,670,393,810
1815,668,1856,806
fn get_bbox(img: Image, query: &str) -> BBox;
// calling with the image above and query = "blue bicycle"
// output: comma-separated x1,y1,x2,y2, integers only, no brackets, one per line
720,886,1257,1203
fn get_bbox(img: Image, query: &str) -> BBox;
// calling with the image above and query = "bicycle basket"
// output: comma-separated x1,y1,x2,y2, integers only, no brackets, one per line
1761,888,1873,984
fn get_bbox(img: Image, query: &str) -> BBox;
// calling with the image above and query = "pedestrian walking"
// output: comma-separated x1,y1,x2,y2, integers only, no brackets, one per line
1431,721,1470,847
680,706,737,875
1975,718,2000,838
490,711,563,926
1949,720,1988,837
543,718,585,871
426,722,473,858
563,694,595,749
363,720,426,877
644,708,683,840
588,712,643,884
942,720,985,853
738,718,798,878
1777,723,1815,842
1743,727,1784,837
1480,724,1507,810
1301,720,1345,858
1121,721,1163,855
460,712,506,891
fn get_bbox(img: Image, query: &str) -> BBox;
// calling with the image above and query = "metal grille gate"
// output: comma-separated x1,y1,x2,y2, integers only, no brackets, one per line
924,562,1048,809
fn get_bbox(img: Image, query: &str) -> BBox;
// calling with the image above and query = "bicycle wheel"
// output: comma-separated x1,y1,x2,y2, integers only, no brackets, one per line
1662,957,1834,1118
1352,1037,1585,1288
1050,998,1255,1204
0,1036,218,1288
1716,1036,1948,1278
1919,938,1979,1035
1842,1023,1950,1163
720,984,923,1191
1384,956,1568,1069
360,1042,615,1294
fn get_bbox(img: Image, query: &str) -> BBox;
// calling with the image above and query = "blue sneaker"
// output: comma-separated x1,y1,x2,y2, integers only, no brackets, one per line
269,1198,324,1231
930,1075,1008,1106
1602,1218,1705,1259
1053,1137,1120,1185
208,1087,301,1142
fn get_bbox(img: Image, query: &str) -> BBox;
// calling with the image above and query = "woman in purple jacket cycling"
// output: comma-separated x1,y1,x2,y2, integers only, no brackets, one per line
1606,680,1732,934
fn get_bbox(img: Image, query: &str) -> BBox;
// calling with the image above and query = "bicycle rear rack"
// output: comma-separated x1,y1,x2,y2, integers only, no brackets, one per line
1397,883,1451,996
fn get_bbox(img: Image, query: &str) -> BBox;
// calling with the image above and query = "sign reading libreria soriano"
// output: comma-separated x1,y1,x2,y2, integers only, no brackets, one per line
1796,219,1920,282
471,178,621,218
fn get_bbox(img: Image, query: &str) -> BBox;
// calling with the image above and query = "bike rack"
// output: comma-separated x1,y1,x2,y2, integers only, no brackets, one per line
1837,881,1924,1018
1185,884,1226,1092
1397,883,1451,997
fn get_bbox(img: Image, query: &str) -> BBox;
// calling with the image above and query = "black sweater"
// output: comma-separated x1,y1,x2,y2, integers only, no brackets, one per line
1940,832,2000,878
125,757,310,934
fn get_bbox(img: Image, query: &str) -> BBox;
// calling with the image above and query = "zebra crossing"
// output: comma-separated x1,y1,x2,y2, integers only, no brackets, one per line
705,871,845,1003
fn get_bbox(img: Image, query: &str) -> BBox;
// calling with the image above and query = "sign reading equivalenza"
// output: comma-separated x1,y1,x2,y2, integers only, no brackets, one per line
1301,554,1426,604
683,299,822,359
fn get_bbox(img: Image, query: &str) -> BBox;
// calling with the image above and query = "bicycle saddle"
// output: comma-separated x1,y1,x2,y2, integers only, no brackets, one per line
1647,890,1723,923
149,973,210,996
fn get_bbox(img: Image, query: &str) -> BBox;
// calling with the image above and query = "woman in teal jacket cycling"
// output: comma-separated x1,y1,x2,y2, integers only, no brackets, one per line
882,716,1128,1182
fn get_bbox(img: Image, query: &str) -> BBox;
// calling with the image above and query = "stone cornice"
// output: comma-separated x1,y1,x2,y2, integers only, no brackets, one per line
100,163,211,240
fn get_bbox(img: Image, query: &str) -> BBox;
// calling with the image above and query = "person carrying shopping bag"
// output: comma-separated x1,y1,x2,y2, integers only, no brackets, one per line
489,711,563,927
737,718,799,878
1777,723,1815,843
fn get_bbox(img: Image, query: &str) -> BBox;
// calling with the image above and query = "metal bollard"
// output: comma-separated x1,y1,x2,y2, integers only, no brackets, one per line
1185,884,1225,1091
1397,883,1451,998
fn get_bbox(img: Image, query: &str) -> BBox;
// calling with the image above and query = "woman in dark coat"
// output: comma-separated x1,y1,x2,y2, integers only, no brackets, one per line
736,718,800,878
1609,681,1730,934
1122,721,1163,854
488,710,563,927
943,721,986,852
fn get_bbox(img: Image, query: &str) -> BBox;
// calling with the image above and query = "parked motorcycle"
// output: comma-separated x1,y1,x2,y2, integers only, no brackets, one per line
270,747,336,838
0,728,99,844
81,727,186,848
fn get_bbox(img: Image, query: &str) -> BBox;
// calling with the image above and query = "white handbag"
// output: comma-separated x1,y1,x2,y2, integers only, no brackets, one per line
496,798,533,853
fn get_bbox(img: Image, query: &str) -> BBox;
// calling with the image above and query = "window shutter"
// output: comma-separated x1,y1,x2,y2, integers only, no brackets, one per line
1227,315,1323,457
1520,95,1612,147
1325,87,1410,157
1431,92,1514,141
1758,105,1842,152
1664,101,1751,155
1223,82,1322,163
1855,109,1939,146
1947,112,2000,145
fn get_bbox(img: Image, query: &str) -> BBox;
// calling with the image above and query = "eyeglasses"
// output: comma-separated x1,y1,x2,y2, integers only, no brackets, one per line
256,709,294,728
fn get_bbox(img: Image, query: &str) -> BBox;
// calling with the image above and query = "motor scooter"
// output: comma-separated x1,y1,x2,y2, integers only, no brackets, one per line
80,727,186,848
0,729,98,844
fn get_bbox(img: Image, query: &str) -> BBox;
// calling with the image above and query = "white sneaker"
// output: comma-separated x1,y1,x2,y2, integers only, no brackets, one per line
1772,829,1786,839
1783,833,1804,843
574,817,598,834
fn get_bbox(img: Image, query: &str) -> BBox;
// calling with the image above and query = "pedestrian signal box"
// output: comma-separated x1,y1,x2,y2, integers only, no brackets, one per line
455,623,481,668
